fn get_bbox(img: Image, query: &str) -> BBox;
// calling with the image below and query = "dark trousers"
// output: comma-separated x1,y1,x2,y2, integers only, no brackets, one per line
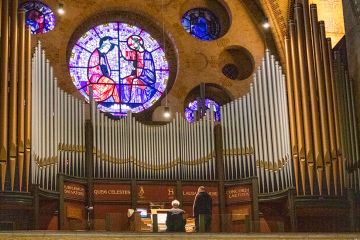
195,214,212,232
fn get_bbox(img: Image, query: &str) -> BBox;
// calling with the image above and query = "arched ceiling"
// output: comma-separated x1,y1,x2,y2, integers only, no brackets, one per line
22,0,344,119
261,0,344,60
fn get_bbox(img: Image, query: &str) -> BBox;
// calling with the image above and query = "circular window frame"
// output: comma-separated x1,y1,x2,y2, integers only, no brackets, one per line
179,0,231,41
67,11,178,119
21,0,56,35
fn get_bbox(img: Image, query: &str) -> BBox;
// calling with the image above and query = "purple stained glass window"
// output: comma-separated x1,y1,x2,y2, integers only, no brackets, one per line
21,1,56,34
69,22,169,117
185,99,221,123
181,8,220,41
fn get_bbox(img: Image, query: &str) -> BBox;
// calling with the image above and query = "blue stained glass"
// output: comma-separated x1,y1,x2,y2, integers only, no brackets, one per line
185,99,221,123
21,1,56,35
181,8,220,41
69,22,169,117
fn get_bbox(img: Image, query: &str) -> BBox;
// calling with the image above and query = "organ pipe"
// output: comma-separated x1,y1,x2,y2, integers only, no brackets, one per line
25,26,31,192
295,3,313,195
327,38,340,195
311,4,331,195
284,37,299,195
9,0,19,191
320,21,337,195
18,8,26,191
0,0,9,191
301,0,322,195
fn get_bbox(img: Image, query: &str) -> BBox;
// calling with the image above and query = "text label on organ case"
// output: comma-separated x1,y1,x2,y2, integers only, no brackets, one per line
94,184,131,201
64,182,86,201
225,185,252,204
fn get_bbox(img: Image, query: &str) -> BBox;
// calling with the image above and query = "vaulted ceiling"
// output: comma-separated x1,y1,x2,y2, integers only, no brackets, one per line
22,0,344,119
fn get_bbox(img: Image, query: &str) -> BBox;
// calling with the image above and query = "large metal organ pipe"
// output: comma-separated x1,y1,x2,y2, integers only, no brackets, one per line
8,0,19,192
220,50,292,193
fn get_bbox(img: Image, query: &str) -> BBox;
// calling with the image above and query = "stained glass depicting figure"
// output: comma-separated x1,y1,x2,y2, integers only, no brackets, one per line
69,22,169,117
185,99,221,123
21,1,56,34
181,8,220,41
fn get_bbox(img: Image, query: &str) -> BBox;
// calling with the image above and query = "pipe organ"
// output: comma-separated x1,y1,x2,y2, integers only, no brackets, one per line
31,42,291,194
0,0,32,192
29,3,360,195
221,50,292,193
32,42,217,191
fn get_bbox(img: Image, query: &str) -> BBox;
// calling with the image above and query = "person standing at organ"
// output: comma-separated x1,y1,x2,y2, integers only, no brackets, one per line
193,186,212,232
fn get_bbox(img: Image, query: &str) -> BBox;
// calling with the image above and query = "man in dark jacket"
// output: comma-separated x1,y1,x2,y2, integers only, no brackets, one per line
193,186,212,232
166,199,186,232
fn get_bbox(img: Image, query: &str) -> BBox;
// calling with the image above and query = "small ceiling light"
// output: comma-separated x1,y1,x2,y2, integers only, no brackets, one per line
57,3,64,15
262,18,270,29
164,106,171,118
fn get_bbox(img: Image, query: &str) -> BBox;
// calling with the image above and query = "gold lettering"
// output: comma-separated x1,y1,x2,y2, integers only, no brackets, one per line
168,188,174,196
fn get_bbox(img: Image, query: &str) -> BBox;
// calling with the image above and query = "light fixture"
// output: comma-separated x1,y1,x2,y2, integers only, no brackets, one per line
262,18,270,29
57,2,64,15
164,106,171,118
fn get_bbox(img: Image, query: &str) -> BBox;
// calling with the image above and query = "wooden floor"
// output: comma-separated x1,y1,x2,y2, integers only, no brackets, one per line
0,232,359,240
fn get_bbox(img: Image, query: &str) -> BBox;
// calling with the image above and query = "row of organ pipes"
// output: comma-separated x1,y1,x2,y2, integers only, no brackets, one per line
220,50,292,193
32,42,85,191
31,42,291,193
333,52,360,192
285,1,359,196
0,0,32,192
90,101,216,180
27,3,360,195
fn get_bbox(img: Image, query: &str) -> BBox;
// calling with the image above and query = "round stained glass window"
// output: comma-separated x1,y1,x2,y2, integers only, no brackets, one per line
181,8,221,41
69,22,169,117
185,99,221,123
21,1,56,34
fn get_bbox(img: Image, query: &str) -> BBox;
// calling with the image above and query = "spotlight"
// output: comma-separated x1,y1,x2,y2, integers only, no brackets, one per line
262,19,270,29
57,3,65,15
164,106,171,118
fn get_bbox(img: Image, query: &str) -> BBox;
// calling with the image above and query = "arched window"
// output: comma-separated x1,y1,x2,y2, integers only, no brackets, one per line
21,1,56,34
181,8,221,41
69,22,169,117
185,99,221,123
